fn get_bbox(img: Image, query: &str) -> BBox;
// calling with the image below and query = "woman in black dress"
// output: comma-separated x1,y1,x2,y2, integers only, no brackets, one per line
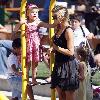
50,5,79,100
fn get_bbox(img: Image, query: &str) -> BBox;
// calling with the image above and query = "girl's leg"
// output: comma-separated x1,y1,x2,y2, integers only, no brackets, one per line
45,76,51,83
26,61,31,81
43,52,51,82
43,52,50,68
56,86,66,100
65,90,76,100
32,61,38,84
27,84,34,100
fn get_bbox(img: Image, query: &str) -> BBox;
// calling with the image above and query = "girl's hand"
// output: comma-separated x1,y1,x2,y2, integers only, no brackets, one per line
16,71,23,76
78,75,85,81
20,18,27,25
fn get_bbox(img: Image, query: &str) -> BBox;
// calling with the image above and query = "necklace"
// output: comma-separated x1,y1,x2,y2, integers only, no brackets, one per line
55,24,66,38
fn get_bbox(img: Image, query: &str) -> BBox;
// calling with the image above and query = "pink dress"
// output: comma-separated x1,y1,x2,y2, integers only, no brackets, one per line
26,21,40,63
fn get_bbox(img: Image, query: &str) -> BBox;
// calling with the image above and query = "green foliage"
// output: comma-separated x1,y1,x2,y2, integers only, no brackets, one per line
92,71,100,86
4,11,11,20
29,62,50,79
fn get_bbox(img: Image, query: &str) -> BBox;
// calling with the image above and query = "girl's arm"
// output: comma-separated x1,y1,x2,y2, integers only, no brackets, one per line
78,63,85,81
53,28,74,56
13,19,27,33
11,64,22,76
12,23,21,40
38,20,59,28
13,23,21,33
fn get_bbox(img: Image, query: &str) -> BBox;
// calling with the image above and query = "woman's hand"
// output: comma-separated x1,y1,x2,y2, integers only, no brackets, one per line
53,19,59,26
47,47,54,55
53,43,59,51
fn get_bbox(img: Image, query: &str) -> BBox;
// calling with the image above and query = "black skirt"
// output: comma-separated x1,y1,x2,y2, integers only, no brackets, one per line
51,58,79,91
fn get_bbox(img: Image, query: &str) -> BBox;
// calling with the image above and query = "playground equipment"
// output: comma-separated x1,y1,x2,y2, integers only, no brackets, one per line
20,0,56,100
49,1,56,100
20,0,27,100
0,92,9,100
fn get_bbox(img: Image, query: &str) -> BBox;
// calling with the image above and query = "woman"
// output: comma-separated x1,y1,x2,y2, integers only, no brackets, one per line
50,5,79,100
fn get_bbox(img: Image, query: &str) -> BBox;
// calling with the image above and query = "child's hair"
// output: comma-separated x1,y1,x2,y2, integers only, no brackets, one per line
76,47,87,61
26,3,38,10
12,38,21,48
26,3,39,19
70,14,83,22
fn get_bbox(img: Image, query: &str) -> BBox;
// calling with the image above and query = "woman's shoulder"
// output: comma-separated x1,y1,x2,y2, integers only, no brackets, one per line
65,26,73,33
66,26,72,30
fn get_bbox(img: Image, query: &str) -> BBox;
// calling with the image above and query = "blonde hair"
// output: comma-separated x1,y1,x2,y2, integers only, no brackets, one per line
52,5,69,21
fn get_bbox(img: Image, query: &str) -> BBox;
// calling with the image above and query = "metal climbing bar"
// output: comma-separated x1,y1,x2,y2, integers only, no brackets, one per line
20,0,27,100
49,0,56,100
0,92,9,100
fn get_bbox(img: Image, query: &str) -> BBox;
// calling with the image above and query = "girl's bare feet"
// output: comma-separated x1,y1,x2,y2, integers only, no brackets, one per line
45,76,51,83
28,80,41,86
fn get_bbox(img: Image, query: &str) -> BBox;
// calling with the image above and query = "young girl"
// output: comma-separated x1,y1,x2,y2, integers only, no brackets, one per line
76,47,89,100
14,3,57,85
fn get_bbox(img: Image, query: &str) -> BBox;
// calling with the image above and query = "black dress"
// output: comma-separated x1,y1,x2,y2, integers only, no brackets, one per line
51,27,79,91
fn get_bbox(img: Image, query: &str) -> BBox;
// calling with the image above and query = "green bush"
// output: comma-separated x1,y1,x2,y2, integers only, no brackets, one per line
92,71,100,86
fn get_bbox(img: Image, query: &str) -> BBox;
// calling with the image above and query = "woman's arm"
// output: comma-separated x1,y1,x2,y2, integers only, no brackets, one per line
53,28,74,56
65,28,74,56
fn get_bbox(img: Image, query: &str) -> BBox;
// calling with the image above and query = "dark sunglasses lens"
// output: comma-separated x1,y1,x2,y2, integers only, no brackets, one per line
52,15,57,20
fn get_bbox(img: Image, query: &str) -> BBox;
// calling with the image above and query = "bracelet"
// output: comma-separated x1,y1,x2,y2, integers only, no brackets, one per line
57,46,60,51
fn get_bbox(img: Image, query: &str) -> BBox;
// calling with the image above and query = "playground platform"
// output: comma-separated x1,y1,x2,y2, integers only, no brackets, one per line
0,90,59,100
0,75,58,100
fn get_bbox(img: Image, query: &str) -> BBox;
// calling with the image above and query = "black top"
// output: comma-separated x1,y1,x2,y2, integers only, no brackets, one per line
53,27,74,63
84,12,100,35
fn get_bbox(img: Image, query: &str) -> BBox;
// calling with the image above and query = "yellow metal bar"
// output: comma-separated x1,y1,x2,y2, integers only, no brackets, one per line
0,92,9,100
20,0,27,100
49,0,56,100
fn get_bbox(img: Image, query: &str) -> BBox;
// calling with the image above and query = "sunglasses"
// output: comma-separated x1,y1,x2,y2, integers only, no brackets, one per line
52,15,57,20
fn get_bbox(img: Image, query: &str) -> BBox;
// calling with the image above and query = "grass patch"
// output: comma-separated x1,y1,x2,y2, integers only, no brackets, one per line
29,62,50,79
